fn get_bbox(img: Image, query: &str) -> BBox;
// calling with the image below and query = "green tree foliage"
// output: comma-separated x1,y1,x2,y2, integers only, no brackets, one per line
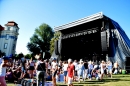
27,23,54,57
25,54,32,59
50,31,61,55
17,52,24,59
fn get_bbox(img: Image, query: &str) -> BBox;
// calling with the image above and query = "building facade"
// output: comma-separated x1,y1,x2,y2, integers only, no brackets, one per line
0,21,19,56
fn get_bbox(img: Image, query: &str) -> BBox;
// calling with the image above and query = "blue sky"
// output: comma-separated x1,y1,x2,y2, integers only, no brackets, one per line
0,0,130,55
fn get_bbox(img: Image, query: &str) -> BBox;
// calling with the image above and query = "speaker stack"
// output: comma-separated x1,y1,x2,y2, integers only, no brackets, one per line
101,31,107,52
55,40,59,55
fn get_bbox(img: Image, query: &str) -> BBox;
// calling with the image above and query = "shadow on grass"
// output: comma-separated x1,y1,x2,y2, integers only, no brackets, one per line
57,78,121,86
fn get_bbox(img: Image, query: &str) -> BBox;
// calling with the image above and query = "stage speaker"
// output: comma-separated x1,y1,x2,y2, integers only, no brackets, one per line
126,57,130,66
55,40,59,55
126,57,130,73
101,31,107,52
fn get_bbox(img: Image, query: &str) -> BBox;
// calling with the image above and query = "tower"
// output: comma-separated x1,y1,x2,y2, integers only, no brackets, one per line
0,21,19,56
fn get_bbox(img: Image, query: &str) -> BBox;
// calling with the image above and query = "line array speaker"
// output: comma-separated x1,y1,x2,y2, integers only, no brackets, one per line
55,40,59,55
101,31,107,52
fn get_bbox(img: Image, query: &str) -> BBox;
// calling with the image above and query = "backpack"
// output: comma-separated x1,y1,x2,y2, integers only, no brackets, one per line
37,62,46,71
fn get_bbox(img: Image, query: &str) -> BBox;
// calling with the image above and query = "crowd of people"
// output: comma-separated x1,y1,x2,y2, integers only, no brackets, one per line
0,53,122,86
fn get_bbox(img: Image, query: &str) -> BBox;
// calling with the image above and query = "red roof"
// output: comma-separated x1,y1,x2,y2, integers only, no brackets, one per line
5,21,19,29
5,21,18,26
0,25,4,31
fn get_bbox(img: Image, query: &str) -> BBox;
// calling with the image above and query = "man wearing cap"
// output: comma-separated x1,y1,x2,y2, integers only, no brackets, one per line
0,57,13,86
67,59,75,86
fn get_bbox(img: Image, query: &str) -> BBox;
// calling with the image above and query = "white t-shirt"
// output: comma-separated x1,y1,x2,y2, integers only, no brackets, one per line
51,62,58,69
73,62,78,70
63,64,68,71
0,64,7,76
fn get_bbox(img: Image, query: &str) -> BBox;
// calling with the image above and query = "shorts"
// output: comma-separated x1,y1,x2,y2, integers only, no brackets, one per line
108,69,112,73
64,71,68,76
68,77,73,85
29,66,34,70
52,70,57,77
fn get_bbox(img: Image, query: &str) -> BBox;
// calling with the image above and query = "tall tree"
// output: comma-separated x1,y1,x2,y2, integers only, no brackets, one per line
27,23,54,58
50,31,61,55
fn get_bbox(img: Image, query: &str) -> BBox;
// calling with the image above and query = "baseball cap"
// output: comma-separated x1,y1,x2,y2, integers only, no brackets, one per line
52,58,57,61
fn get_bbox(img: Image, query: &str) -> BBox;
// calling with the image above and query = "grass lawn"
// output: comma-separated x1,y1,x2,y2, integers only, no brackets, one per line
7,74,130,86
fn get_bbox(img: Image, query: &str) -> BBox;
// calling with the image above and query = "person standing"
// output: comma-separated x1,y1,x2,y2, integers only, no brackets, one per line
63,61,68,84
107,61,113,78
73,60,78,81
35,54,46,86
113,61,119,74
88,61,93,80
77,60,85,82
51,58,58,86
100,61,105,80
0,57,13,86
67,59,75,86
20,55,27,79
28,58,35,79
84,60,88,79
